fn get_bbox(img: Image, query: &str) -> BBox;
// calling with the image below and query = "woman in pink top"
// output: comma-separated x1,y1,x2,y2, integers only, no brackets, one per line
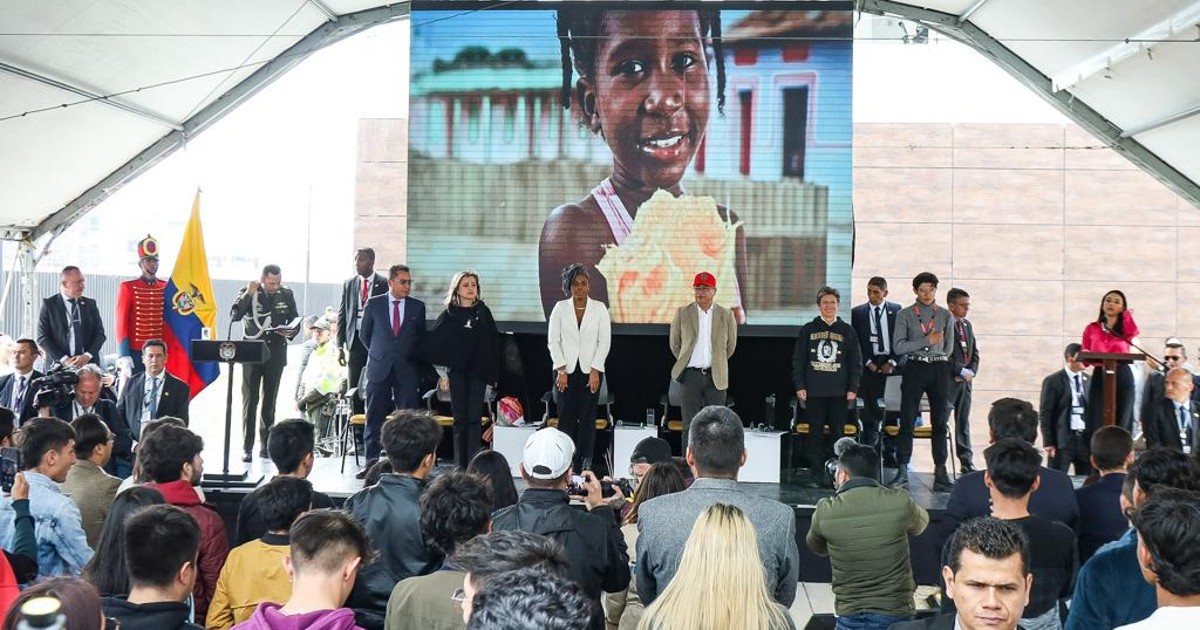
1080,289,1140,432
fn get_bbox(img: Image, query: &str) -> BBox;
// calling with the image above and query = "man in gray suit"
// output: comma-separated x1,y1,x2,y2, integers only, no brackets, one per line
636,406,799,607
669,272,738,446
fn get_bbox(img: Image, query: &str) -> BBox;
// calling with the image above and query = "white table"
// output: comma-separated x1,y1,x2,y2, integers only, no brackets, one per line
492,425,538,477
741,430,785,483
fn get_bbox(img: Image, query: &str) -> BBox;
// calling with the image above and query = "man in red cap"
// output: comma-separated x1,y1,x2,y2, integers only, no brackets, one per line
669,271,738,447
116,235,167,375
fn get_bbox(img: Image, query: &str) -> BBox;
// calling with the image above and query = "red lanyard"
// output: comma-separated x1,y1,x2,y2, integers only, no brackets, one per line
914,303,937,335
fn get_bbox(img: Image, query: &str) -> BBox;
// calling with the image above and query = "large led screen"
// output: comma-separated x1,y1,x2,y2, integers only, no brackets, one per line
408,1,853,327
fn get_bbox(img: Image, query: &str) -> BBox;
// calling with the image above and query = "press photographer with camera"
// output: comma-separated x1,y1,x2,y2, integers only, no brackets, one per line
37,365,132,478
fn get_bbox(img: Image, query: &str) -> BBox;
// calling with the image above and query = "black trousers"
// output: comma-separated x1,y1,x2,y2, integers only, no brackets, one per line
898,360,951,467
364,364,421,466
242,347,286,453
950,379,974,466
1088,364,1134,433
450,370,486,469
804,396,848,469
859,369,887,450
1050,430,1092,476
557,367,600,470
347,336,368,416
678,368,725,448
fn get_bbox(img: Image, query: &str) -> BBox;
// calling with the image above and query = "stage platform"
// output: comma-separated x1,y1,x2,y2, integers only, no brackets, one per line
202,455,955,585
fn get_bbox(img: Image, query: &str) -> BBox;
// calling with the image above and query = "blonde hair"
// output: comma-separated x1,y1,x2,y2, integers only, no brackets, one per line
638,503,789,630
444,270,481,307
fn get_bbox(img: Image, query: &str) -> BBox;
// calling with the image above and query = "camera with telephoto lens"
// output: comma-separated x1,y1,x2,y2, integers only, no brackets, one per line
30,364,79,410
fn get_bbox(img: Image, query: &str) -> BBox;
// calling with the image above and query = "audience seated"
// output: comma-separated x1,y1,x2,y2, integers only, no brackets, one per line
117,416,185,495
0,408,16,447
1118,489,1200,628
0,472,36,615
941,398,1079,551
386,471,492,630
3,576,105,629
1066,448,1200,629
61,414,122,548
466,566,593,630
637,406,799,607
641,503,795,630
892,517,1032,630
209,477,313,629
604,461,686,630
362,459,393,488
83,486,165,598
466,450,518,513
807,443,929,629
0,417,92,578
344,410,444,629
615,437,675,522
100,504,204,630
234,510,374,630
236,419,335,545
492,427,629,629
453,530,570,624
1075,426,1134,562
943,439,1076,630
139,424,229,621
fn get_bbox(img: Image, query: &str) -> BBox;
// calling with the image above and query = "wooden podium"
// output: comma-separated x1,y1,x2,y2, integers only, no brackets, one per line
1078,351,1144,426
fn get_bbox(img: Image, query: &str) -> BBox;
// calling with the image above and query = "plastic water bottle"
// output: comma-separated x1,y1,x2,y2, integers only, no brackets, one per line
16,597,66,630
645,408,655,426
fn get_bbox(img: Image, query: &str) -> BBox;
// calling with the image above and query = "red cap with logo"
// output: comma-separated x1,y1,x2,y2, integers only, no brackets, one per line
693,272,716,288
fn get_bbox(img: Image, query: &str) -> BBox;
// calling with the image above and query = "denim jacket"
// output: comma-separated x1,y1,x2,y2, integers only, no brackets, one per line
0,471,93,578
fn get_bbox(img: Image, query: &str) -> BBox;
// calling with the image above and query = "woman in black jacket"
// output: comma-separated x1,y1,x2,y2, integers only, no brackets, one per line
424,271,500,468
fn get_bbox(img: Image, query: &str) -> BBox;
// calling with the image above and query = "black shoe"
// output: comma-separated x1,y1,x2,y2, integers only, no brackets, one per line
960,461,976,474
934,467,955,492
259,448,269,459
882,454,899,469
242,451,252,463
888,468,909,488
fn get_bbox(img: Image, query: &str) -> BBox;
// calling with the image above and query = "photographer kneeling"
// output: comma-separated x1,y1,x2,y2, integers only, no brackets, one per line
37,364,132,478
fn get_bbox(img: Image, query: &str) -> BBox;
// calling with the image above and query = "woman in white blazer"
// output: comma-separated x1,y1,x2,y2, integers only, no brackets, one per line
548,264,612,472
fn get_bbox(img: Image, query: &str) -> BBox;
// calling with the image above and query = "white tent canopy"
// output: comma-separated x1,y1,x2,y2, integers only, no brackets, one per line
2,0,1198,247
863,0,1200,211
0,0,409,242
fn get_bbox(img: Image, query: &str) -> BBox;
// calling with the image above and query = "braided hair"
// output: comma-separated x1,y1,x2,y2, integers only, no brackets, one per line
556,8,726,115
561,263,588,298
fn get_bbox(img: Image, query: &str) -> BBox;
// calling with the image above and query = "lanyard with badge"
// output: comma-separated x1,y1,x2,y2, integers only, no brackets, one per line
914,304,938,337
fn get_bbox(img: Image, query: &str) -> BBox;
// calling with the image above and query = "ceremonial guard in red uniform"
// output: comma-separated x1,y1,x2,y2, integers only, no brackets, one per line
116,235,167,374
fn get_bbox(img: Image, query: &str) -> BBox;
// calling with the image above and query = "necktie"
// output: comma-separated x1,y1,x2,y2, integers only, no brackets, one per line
1074,375,1084,403
1178,405,1189,439
392,300,401,335
957,320,971,364
13,376,25,409
873,306,884,354
68,298,81,355
149,377,160,418
360,277,369,308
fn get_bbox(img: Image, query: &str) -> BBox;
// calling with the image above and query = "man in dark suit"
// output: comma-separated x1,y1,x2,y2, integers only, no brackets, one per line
116,339,190,442
941,398,1079,552
891,518,1031,630
337,247,389,416
1143,367,1197,452
359,264,426,471
1040,343,1092,474
946,288,979,473
850,276,901,464
0,338,43,424
43,364,132,477
1075,426,1133,563
1141,338,1200,423
36,266,106,368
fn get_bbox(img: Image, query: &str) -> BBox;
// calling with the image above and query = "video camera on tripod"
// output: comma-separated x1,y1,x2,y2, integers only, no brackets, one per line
30,363,79,410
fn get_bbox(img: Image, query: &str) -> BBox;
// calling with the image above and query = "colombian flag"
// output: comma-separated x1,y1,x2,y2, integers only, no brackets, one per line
163,192,219,398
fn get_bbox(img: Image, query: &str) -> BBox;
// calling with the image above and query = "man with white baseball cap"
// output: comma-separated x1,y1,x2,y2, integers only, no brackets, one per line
490,427,630,630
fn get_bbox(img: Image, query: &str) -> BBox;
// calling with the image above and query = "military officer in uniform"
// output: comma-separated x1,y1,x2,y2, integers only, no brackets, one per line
231,264,299,461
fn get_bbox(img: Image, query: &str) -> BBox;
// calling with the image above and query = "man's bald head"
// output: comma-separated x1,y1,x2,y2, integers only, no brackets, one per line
1165,367,1194,404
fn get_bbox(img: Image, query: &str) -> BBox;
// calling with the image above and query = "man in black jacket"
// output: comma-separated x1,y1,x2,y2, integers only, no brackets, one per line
44,364,133,478
235,419,335,545
117,339,191,442
793,286,861,487
102,504,204,630
850,276,901,465
337,248,389,416
492,427,629,630
0,338,43,424
1142,367,1197,452
947,288,980,473
344,410,443,629
36,266,106,368
1039,343,1092,474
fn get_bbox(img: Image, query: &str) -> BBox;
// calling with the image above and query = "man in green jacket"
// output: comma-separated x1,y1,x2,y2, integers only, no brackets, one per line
806,442,929,628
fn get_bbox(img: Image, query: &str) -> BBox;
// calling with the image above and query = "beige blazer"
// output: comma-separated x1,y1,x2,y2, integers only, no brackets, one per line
59,459,122,549
548,297,612,374
669,302,737,390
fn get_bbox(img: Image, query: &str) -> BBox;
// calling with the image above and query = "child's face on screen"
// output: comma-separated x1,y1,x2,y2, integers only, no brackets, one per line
583,10,711,190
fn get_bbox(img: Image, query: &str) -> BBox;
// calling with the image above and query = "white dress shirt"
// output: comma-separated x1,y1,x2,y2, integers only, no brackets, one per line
1068,369,1087,430
687,306,714,369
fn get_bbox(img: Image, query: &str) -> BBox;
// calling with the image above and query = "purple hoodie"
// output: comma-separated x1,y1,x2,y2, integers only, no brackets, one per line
232,603,363,630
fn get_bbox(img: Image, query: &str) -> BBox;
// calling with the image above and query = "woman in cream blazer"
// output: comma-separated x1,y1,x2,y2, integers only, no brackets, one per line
548,264,612,472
